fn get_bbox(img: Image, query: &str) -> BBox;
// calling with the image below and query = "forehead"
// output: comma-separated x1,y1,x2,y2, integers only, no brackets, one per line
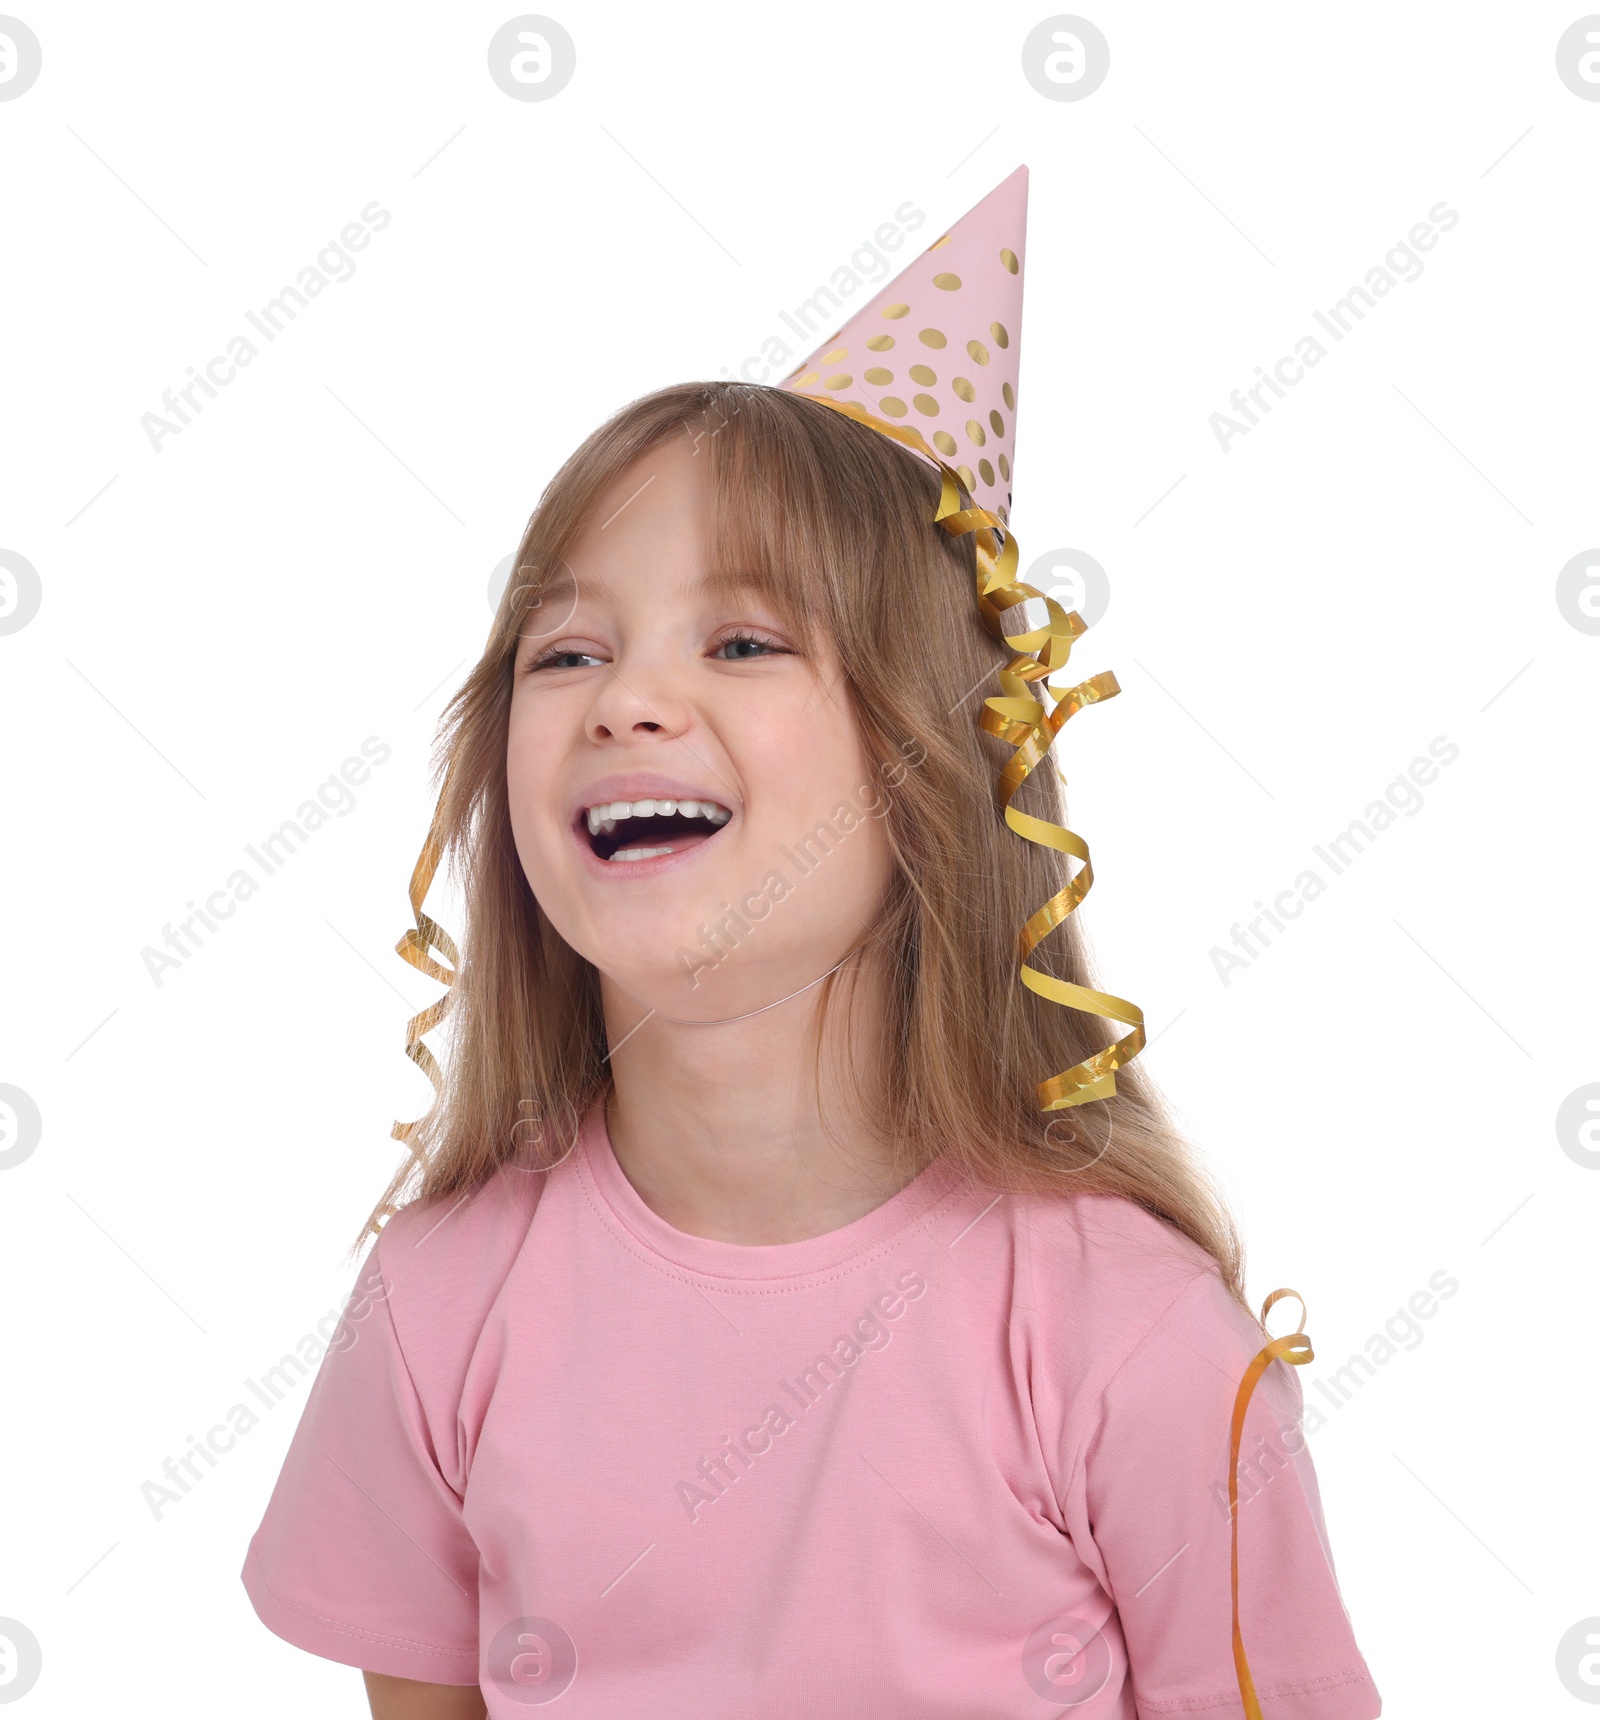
556,435,708,592
594,432,708,531
534,432,780,613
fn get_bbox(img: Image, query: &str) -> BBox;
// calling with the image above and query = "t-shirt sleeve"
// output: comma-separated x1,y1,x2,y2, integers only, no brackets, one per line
1070,1268,1382,1719
241,1244,481,1685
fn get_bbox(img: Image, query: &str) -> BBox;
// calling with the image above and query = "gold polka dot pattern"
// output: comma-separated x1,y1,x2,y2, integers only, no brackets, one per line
779,164,1026,520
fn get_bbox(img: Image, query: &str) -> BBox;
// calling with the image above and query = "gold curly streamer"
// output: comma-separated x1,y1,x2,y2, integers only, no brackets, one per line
388,755,462,1175
1229,1291,1316,1720
793,393,1146,1111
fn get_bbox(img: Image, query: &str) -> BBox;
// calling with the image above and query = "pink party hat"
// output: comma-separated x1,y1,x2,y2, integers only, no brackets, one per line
780,165,1027,524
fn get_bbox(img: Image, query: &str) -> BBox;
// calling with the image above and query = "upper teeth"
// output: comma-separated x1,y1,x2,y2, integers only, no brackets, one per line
585,797,731,835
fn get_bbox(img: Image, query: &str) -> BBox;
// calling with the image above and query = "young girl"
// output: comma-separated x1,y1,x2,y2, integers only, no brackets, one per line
243,169,1381,1719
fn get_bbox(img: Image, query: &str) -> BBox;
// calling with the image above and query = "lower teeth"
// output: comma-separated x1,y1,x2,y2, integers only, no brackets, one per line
607,846,672,863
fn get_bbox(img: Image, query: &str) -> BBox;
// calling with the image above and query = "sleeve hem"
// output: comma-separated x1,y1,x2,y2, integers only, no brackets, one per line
241,1542,480,1686
1134,1664,1381,1718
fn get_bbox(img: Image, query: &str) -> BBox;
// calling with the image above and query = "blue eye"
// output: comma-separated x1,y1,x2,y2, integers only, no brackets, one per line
527,648,603,671
713,632,786,661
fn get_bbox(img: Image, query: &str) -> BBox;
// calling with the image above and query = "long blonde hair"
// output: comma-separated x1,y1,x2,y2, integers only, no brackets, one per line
359,381,1245,1306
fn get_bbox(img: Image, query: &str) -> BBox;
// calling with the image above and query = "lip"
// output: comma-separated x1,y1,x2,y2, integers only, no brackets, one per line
569,769,737,882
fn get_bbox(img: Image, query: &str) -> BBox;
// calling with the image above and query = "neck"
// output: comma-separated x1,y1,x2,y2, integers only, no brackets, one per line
600,953,914,1245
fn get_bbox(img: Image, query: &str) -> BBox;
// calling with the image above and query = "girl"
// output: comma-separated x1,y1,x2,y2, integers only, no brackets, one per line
243,171,1380,1719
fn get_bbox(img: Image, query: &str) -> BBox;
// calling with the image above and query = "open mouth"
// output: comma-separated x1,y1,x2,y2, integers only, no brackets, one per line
581,796,732,864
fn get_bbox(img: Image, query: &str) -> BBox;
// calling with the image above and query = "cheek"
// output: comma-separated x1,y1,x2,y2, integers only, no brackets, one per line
505,713,565,883
740,707,895,897
753,699,872,818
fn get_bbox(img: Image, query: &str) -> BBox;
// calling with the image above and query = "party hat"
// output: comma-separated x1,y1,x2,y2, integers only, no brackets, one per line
779,165,1027,524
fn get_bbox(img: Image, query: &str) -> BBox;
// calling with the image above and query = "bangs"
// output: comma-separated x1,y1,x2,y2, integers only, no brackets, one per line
698,384,951,660
701,399,829,651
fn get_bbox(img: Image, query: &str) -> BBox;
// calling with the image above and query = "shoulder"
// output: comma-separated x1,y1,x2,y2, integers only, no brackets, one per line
1007,1185,1224,1306
1009,1184,1217,1270
994,1185,1255,1398
368,1163,549,1371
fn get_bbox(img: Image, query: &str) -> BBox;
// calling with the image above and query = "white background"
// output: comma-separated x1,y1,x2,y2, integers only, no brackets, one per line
2,2,1596,1714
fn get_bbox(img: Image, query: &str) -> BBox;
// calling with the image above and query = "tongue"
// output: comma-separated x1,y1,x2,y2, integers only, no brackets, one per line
615,828,714,858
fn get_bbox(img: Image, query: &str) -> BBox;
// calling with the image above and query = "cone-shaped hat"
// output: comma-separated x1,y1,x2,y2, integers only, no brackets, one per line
780,165,1027,524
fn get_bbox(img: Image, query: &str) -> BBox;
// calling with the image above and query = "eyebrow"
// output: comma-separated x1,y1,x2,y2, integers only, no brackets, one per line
688,568,775,599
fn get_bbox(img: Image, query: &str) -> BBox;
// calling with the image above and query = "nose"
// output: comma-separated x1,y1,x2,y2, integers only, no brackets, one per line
583,658,692,745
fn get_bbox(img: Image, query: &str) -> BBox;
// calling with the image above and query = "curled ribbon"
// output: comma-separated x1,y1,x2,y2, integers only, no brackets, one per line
796,393,1145,1109
374,752,463,1235
1228,1289,1315,1718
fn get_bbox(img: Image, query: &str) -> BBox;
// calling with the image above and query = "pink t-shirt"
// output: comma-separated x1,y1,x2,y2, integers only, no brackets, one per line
242,1109,1381,1717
